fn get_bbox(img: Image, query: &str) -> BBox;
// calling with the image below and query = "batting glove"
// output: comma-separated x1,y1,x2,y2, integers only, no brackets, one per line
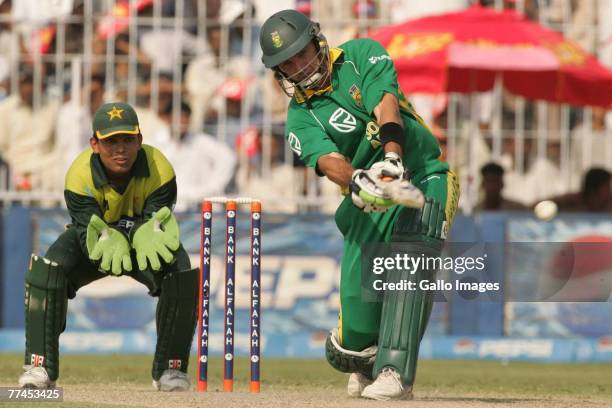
369,152,404,180
350,169,394,213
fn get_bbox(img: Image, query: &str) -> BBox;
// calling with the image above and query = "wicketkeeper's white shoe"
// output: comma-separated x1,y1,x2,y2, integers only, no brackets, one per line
347,372,373,397
361,367,413,401
153,369,190,391
18,365,56,389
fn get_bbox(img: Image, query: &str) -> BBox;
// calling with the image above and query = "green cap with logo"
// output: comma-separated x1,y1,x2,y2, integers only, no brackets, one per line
92,102,140,139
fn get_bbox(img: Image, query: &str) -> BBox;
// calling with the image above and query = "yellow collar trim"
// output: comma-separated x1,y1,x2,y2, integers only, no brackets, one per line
294,47,343,104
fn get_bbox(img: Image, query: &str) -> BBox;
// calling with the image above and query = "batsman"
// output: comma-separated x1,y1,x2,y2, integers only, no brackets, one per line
260,10,460,400
18,102,197,391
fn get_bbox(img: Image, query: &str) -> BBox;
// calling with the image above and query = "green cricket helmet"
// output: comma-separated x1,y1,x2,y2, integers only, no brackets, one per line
259,9,330,96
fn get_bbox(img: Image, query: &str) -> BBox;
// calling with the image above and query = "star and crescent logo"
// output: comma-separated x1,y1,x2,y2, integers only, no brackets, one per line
106,106,124,121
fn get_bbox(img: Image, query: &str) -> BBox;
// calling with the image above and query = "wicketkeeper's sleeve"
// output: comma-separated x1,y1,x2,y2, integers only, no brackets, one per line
64,190,104,255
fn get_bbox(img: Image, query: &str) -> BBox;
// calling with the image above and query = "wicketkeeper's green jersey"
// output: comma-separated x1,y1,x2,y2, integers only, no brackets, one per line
285,38,448,183
64,144,177,253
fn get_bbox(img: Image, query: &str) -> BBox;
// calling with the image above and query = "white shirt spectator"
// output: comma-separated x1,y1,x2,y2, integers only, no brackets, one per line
54,100,92,178
0,94,59,191
161,130,237,210
140,29,208,74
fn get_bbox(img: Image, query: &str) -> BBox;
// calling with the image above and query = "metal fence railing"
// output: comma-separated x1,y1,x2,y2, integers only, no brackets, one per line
0,0,610,212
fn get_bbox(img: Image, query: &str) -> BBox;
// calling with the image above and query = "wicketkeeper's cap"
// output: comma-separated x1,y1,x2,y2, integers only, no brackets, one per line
92,102,140,139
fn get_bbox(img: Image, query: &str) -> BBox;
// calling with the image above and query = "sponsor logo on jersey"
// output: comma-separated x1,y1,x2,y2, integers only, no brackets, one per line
288,132,302,155
368,54,392,64
31,354,45,367
349,84,362,107
329,108,356,133
365,120,381,148
271,31,283,48
169,359,182,369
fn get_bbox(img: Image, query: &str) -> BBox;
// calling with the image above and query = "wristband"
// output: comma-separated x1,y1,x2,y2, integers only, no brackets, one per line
379,122,404,151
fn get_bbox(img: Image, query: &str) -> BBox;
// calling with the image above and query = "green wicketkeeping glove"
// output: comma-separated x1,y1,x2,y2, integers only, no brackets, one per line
86,214,133,275
132,206,180,272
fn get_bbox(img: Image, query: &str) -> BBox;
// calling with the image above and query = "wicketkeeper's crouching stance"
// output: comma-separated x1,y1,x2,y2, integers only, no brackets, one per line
19,102,197,391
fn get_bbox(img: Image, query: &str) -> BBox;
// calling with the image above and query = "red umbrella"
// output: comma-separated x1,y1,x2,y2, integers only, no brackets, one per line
370,5,612,107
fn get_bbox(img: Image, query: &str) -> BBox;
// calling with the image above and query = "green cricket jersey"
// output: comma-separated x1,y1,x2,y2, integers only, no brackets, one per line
64,144,177,253
285,38,448,180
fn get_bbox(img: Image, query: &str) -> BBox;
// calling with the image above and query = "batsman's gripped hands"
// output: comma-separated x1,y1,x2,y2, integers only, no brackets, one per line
351,152,425,212
86,214,132,276
369,151,405,180
132,206,180,272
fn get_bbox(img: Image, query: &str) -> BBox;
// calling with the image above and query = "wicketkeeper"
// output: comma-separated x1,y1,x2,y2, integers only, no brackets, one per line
259,10,460,400
18,102,197,391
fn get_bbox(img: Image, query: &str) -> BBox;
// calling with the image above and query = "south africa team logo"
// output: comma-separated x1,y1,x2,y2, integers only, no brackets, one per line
349,84,362,107
271,31,283,48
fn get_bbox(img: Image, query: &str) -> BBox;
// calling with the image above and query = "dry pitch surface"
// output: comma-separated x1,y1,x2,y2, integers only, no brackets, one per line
1,354,611,407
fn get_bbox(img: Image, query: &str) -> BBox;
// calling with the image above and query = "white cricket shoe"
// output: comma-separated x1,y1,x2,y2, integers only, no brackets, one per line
18,365,56,389
347,372,373,397
153,369,190,391
361,367,413,401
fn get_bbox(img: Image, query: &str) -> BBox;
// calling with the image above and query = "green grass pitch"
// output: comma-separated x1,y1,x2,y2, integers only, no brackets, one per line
1,353,611,407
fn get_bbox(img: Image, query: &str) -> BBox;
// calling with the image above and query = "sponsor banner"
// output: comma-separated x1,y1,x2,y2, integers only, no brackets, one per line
424,336,612,362
31,210,448,340
1,330,611,362
506,217,612,337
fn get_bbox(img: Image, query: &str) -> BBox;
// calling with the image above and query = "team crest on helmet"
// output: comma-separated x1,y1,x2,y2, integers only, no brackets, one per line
271,31,283,48
349,84,363,107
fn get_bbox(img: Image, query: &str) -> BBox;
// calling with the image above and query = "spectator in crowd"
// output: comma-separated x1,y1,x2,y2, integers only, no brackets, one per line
236,127,306,213
547,167,612,212
0,0,13,98
154,102,237,210
204,75,262,147
332,0,379,43
0,153,9,191
570,107,611,188
580,168,612,212
475,162,527,211
0,58,7,102
54,74,105,179
0,65,59,191
0,0,32,69
184,4,253,132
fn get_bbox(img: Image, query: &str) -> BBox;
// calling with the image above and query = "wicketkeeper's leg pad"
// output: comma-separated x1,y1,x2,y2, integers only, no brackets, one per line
325,328,377,380
152,267,198,380
24,255,68,381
